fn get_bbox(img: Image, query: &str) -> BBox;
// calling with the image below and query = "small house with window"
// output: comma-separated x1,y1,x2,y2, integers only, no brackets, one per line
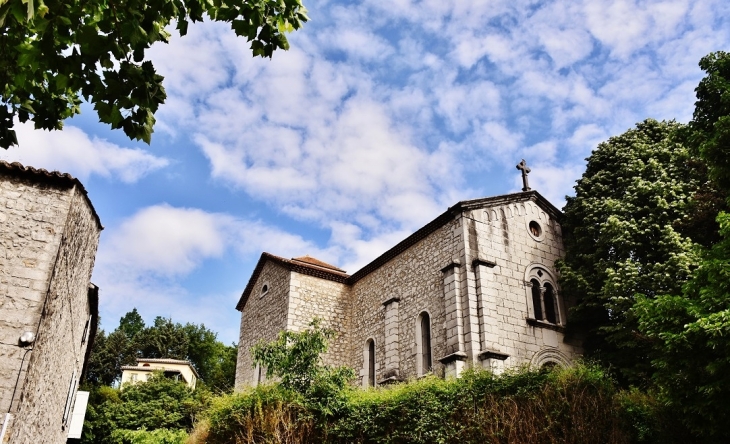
121,358,199,389
235,182,582,389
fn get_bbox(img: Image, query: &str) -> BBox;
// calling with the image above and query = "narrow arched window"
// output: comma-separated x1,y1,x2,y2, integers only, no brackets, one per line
365,339,376,387
544,283,558,324
417,312,432,374
531,279,543,321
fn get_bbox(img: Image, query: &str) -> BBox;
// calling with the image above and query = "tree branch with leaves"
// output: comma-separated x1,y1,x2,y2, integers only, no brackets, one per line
0,0,308,148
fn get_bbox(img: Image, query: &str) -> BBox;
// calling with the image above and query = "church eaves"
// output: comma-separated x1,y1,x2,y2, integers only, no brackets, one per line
235,190,562,311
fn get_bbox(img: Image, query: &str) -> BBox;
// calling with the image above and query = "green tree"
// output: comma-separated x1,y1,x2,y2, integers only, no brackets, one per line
82,373,205,444
252,319,354,418
630,51,730,442
690,51,730,191
558,119,703,385
85,328,138,386
135,317,189,360
118,308,145,340
634,213,730,441
0,0,308,148
183,323,237,392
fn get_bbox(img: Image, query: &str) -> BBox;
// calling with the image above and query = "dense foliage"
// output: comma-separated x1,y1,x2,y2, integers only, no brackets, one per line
558,50,730,441
630,50,730,442
81,373,205,444
192,364,678,444
557,119,703,385
85,308,237,392
0,0,308,148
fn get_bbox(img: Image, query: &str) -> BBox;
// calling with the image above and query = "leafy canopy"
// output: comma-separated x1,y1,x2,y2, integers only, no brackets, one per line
631,51,730,441
0,0,308,148
557,119,703,385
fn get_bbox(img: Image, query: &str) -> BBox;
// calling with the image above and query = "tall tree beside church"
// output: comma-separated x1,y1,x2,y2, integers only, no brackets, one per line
0,0,308,148
557,119,703,385
631,51,730,440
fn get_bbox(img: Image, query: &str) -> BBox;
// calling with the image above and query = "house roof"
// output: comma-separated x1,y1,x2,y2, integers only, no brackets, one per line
123,358,200,378
236,190,561,311
0,161,103,229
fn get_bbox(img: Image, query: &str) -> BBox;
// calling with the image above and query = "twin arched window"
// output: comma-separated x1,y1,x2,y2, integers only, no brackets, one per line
526,266,562,325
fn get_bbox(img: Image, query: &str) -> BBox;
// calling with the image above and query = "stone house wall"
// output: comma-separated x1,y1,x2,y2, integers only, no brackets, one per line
0,174,71,418
235,261,291,389
0,163,101,444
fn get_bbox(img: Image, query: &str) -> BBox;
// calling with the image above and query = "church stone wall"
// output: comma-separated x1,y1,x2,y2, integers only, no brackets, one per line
287,273,351,368
464,200,581,371
349,218,463,384
10,187,100,444
235,261,291,389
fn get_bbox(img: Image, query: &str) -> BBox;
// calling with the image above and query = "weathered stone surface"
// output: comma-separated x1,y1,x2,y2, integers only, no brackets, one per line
0,165,101,444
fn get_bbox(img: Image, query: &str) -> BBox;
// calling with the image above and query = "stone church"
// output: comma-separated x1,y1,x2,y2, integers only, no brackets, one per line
235,164,582,389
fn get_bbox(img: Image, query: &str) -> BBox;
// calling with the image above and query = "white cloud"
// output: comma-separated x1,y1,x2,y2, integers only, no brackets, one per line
1,123,168,182
137,0,729,272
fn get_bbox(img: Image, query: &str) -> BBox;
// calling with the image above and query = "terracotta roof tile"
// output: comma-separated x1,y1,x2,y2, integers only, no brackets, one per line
291,255,346,273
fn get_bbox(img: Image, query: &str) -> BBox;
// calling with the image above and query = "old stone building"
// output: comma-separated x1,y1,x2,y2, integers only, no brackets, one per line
0,161,102,443
235,181,582,389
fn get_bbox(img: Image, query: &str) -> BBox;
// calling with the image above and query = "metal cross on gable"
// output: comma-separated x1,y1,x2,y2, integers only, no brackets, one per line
516,159,531,191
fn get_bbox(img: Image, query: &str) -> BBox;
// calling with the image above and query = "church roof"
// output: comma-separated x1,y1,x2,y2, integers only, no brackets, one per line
291,255,347,273
236,190,561,311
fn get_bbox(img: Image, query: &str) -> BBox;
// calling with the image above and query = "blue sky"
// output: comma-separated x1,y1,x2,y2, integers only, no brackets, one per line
2,0,729,344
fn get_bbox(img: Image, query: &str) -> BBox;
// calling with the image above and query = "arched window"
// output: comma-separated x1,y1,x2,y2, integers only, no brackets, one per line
416,312,432,375
544,283,557,324
364,338,376,387
531,279,543,320
525,265,563,325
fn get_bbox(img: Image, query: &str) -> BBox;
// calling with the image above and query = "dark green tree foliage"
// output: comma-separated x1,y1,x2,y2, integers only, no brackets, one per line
85,329,138,386
118,308,145,339
136,317,190,360
85,309,237,391
81,373,204,444
690,51,730,191
631,51,730,442
558,119,702,385
635,212,730,442
0,0,308,148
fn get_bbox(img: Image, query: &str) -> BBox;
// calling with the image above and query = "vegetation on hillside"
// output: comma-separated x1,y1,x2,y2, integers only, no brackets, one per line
80,308,237,443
